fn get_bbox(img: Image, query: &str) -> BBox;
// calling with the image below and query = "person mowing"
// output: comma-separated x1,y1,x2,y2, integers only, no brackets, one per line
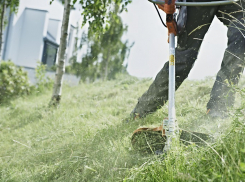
130,0,245,120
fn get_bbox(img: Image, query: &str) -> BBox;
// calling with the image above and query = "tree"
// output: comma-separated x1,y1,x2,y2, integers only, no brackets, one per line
50,0,71,106
70,5,133,82
0,0,19,59
50,0,132,106
100,5,132,80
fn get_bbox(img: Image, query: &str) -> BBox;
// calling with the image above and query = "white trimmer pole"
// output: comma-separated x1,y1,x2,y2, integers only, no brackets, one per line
164,33,176,152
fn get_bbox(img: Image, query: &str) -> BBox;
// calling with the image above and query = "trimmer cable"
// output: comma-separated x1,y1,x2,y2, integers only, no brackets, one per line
153,3,167,28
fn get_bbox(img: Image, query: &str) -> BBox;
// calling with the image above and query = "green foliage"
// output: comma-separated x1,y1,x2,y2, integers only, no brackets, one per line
35,62,53,92
45,64,57,72
0,0,19,14
0,0,19,26
0,61,30,103
70,5,133,82
78,0,132,32
65,65,76,74
5,0,19,12
51,0,132,33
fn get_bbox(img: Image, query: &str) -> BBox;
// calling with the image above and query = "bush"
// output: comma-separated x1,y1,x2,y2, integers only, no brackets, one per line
0,61,31,103
35,61,53,92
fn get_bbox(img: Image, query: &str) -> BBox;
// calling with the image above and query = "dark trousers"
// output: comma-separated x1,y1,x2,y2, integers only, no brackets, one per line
133,0,245,117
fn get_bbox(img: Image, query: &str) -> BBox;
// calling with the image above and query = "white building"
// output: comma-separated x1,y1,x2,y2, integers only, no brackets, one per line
1,0,81,68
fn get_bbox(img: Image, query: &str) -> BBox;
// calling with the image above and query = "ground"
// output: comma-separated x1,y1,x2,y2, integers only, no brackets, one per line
0,74,245,181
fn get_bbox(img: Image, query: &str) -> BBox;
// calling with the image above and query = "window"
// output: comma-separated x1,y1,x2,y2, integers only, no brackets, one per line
42,38,59,67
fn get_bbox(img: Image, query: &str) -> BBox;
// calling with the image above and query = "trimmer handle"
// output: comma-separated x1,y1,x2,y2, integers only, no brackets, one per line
164,0,176,14
149,0,239,6
157,0,178,39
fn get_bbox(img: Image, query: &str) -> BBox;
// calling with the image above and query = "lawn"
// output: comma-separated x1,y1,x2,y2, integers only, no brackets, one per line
0,74,245,181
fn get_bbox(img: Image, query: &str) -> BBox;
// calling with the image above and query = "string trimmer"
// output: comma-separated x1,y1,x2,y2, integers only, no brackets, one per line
131,0,238,154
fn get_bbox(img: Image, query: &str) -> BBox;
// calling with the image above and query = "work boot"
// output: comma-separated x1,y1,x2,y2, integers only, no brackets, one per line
125,108,141,123
122,109,140,123
130,108,141,119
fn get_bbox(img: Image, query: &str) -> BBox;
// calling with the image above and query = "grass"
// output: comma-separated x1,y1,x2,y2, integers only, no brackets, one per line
0,74,245,181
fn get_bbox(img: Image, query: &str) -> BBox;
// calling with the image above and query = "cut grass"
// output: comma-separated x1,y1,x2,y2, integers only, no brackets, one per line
0,74,245,181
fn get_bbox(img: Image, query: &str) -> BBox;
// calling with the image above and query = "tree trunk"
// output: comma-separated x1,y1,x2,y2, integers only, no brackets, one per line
104,49,110,80
50,0,71,106
0,1,6,60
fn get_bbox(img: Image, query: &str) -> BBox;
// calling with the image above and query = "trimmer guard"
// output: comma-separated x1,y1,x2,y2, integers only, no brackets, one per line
131,125,212,154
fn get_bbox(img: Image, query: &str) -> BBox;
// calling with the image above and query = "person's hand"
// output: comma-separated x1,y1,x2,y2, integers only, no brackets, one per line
157,4,164,11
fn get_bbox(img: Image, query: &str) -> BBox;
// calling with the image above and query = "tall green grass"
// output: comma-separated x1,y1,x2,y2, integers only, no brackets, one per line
0,75,244,181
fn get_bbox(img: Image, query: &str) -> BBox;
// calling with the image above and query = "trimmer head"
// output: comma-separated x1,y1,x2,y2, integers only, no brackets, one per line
131,125,212,154
131,126,166,154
